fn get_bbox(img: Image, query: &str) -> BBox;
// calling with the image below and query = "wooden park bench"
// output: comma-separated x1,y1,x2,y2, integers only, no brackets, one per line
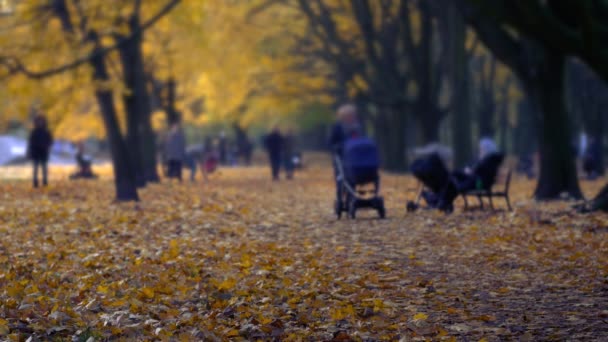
461,169,513,211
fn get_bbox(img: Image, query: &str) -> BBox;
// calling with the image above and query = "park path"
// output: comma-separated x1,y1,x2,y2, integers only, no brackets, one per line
0,160,606,340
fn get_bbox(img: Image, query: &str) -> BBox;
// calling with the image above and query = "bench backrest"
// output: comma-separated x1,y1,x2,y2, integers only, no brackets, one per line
473,152,505,190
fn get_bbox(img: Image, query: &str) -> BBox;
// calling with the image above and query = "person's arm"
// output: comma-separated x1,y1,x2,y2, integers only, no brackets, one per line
27,131,35,158
47,130,54,149
328,124,341,150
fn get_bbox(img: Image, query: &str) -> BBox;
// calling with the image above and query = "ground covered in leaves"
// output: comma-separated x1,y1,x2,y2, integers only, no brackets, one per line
0,157,607,341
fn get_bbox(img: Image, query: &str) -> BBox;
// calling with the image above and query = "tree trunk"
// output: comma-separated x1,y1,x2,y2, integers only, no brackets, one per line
417,102,441,144
90,38,139,201
165,78,180,124
531,53,582,199
377,105,408,172
478,97,495,138
514,96,537,157
118,13,161,184
449,2,473,169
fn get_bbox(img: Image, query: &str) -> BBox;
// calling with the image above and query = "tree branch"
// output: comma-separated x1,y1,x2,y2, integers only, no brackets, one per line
1,0,181,80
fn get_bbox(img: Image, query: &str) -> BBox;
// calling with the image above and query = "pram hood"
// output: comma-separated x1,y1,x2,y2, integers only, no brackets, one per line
343,137,380,170
410,153,450,194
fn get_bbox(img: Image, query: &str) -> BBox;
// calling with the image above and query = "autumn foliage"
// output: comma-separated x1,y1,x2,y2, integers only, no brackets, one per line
0,159,606,340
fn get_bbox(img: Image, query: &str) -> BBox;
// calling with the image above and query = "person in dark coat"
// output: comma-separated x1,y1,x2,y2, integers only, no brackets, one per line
27,115,53,188
328,104,362,157
264,127,284,180
329,104,362,200
165,122,186,181
283,129,296,179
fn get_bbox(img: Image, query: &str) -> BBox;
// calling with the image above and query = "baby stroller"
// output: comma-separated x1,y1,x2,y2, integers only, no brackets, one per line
406,153,450,212
334,137,386,219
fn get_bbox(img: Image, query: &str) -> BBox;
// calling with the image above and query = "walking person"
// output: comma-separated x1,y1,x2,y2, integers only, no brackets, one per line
264,127,284,180
165,121,186,181
329,104,363,200
201,137,219,181
27,114,53,188
283,129,296,180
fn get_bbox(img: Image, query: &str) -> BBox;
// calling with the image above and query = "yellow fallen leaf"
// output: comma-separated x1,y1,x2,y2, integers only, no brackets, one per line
141,287,155,299
413,313,428,321
0,319,9,335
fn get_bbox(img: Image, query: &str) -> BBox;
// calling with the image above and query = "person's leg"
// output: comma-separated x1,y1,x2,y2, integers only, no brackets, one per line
190,160,197,182
176,161,183,181
285,158,294,179
42,161,48,186
271,157,280,180
167,160,176,178
33,160,39,188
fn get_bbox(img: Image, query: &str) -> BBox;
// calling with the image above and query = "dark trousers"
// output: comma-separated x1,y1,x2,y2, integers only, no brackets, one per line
167,160,183,181
269,155,281,180
32,159,48,187
284,157,294,179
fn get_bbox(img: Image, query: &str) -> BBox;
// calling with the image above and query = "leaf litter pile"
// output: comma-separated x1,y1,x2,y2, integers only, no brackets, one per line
0,160,607,341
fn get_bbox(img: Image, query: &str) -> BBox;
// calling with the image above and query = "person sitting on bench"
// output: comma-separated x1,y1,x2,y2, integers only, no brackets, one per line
70,142,97,179
437,138,504,212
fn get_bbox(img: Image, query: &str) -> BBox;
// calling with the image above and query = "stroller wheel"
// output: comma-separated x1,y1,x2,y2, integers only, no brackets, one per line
377,199,386,219
406,201,419,212
334,200,342,219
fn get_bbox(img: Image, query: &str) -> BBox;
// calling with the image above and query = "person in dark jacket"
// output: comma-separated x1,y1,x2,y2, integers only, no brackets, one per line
264,127,284,180
27,115,53,188
329,104,362,200
164,122,186,181
328,104,362,157
283,129,296,180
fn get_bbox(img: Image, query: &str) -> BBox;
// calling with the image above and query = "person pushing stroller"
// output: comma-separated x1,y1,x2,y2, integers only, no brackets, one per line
329,104,385,219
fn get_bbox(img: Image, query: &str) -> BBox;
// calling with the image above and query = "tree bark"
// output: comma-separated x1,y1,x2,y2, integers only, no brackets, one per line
530,53,582,199
375,105,408,172
118,14,160,184
90,35,139,201
448,2,473,169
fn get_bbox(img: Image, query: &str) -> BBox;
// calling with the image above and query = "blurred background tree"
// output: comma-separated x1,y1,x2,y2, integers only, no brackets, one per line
1,0,607,204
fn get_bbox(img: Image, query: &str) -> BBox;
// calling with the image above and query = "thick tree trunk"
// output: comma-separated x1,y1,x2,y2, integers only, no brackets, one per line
478,98,495,138
90,42,139,201
514,97,537,157
417,103,441,144
531,54,582,199
165,78,180,124
119,44,147,188
118,14,160,184
376,105,408,172
449,2,473,169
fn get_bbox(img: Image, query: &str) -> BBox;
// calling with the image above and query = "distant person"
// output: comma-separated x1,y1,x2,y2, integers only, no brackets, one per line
27,115,53,188
264,127,284,180
70,142,97,180
218,131,227,165
201,137,219,181
479,137,498,159
328,103,362,157
583,136,603,180
329,104,363,200
185,144,204,182
240,136,253,166
165,122,186,181
283,129,296,179
516,153,535,179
